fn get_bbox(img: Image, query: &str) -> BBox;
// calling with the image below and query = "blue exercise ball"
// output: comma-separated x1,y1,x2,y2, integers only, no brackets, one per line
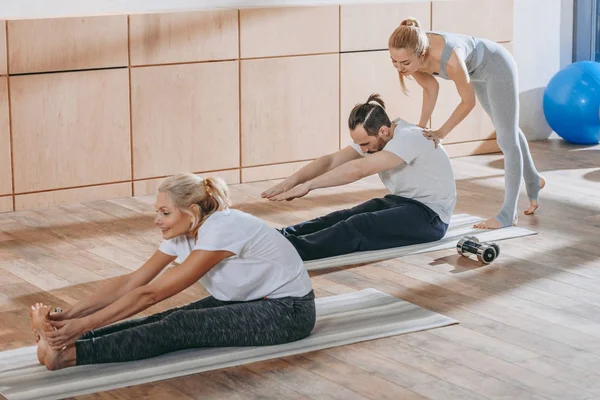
543,61,600,145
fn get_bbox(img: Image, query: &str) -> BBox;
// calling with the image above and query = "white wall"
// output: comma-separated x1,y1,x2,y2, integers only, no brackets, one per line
513,0,573,139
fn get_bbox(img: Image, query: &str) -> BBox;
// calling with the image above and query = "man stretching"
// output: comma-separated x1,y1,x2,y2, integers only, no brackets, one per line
262,94,456,261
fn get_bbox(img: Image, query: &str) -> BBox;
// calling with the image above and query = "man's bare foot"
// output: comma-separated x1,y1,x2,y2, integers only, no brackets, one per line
474,216,517,230
525,176,546,215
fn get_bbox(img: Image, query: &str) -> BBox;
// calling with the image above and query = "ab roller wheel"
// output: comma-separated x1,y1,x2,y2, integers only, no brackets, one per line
456,236,500,264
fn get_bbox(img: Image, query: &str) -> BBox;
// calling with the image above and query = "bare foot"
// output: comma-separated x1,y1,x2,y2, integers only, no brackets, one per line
524,176,546,215
40,338,76,371
30,303,48,344
473,216,517,230
36,335,48,365
32,304,76,370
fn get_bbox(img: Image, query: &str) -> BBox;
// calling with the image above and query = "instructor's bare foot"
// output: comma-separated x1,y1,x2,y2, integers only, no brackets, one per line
525,176,546,215
474,216,517,230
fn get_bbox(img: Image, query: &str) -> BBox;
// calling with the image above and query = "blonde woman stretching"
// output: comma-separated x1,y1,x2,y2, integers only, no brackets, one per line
30,173,315,370
388,18,545,229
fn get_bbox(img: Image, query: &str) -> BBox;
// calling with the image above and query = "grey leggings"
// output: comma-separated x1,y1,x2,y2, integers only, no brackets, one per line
472,42,542,226
75,290,316,365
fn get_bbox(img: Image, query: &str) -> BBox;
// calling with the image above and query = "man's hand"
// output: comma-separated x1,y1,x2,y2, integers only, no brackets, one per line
270,183,311,202
261,179,296,199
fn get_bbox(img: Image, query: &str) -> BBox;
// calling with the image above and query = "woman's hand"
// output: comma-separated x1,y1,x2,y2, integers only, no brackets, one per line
46,307,68,322
270,183,311,202
421,128,446,148
46,318,87,350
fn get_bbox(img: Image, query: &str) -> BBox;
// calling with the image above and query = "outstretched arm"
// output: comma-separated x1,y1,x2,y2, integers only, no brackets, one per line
412,71,440,128
262,146,361,199
270,148,405,201
49,250,176,321
46,249,231,349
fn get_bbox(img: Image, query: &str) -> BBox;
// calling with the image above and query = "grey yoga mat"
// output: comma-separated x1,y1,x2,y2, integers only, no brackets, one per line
0,288,457,400
304,213,536,271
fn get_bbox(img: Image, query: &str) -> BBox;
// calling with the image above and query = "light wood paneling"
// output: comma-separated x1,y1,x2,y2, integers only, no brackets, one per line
241,54,339,167
242,160,311,183
7,16,128,74
431,43,513,144
10,69,131,193
0,77,11,196
341,2,431,52
0,196,12,213
444,139,500,158
341,51,424,148
131,61,239,180
129,10,238,66
0,21,7,75
14,183,131,211
432,0,514,42
240,6,339,58
133,169,240,197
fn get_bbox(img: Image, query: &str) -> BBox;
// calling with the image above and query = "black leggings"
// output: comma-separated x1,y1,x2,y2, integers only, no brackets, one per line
75,290,316,365
280,195,448,261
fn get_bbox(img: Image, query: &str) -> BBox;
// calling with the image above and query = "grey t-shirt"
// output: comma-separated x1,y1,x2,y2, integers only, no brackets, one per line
350,118,456,224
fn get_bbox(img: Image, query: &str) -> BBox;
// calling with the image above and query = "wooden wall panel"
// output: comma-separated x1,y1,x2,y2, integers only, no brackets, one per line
0,77,11,195
10,69,131,193
133,169,240,197
0,21,6,75
242,161,311,183
341,2,430,52
129,10,238,66
131,61,240,180
241,54,339,167
0,196,12,213
8,16,128,74
240,6,339,58
15,183,131,210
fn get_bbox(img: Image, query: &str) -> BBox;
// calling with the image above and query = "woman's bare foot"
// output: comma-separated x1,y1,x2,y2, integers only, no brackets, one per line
40,340,76,371
525,176,546,215
30,303,49,344
32,304,76,370
474,216,517,230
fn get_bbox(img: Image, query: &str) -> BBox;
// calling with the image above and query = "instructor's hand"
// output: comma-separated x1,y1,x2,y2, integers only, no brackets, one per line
261,179,295,199
421,128,445,148
47,318,87,350
270,183,311,202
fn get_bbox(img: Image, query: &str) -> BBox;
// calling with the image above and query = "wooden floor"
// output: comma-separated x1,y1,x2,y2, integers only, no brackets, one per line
1,136,600,400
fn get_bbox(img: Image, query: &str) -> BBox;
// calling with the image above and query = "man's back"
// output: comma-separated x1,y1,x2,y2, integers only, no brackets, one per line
351,118,456,224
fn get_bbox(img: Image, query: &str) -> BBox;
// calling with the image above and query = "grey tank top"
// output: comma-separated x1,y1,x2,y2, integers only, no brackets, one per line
428,31,485,80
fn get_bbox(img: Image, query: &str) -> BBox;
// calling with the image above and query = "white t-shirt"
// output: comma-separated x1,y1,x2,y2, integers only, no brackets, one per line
158,209,312,301
350,118,456,224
